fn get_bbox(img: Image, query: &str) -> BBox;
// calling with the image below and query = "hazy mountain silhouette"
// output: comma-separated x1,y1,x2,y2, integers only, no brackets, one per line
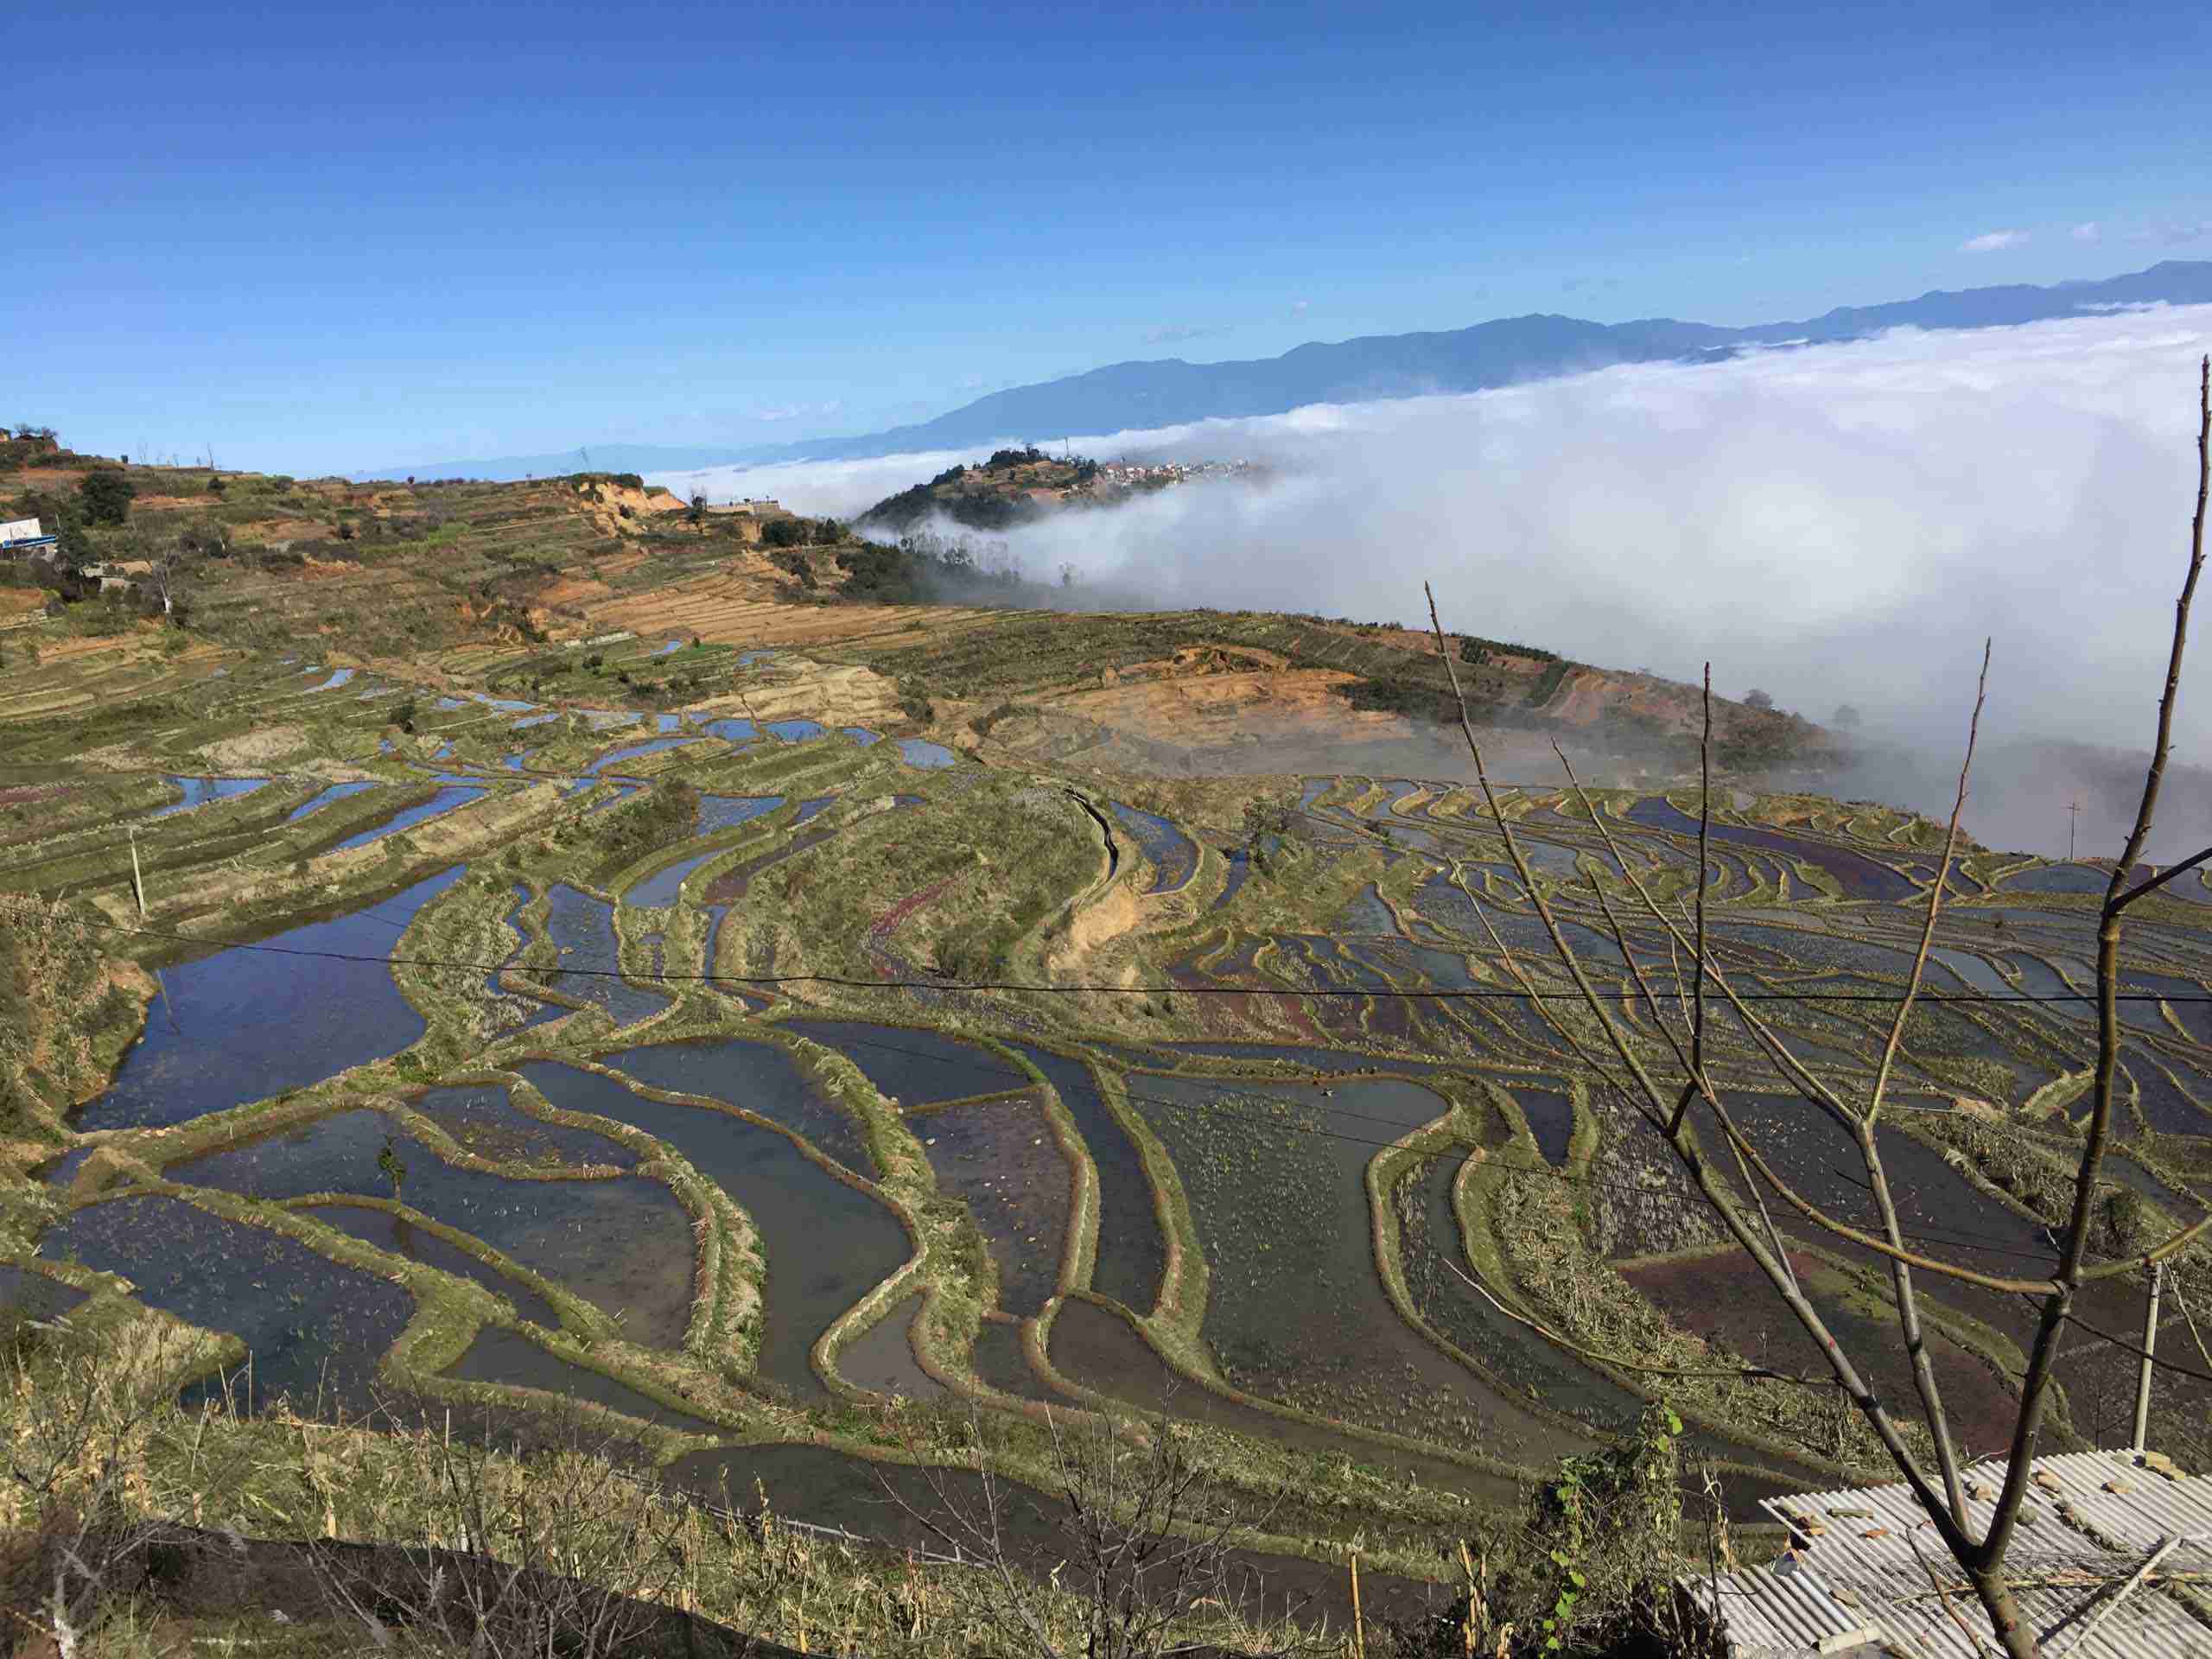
374,261,2212,480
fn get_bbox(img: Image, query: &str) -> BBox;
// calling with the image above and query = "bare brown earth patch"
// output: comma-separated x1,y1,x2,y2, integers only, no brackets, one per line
201,723,311,769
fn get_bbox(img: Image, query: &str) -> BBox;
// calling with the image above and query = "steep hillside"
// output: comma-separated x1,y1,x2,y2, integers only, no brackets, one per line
860,447,1098,533
3,443,1830,780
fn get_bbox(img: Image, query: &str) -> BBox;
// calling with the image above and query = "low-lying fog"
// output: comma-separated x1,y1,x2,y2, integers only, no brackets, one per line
657,306,2212,862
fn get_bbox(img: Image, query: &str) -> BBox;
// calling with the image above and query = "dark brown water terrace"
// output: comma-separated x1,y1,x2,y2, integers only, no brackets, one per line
836,1299,945,1399
698,819,843,901
2127,970,2212,1046
1046,1299,1516,1506
1125,1072,1566,1463
1211,848,1251,911
515,1062,911,1402
1628,800,1920,902
165,1107,696,1347
1621,1249,2025,1461
1108,802,1200,893
906,1090,1070,1318
0,1266,88,1324
298,1202,565,1329
1508,1089,1573,1165
43,1195,416,1414
664,1441,1437,1627
969,1318,1052,1402
534,885,673,1028
1624,798,1923,903
1679,1092,2089,1365
1332,884,1401,936
2128,1052,2212,1136
326,783,487,853
595,1037,874,1176
444,1326,721,1437
1007,1046,1165,1315
413,1082,637,1168
1687,1094,2056,1275
1393,1157,1808,1505
74,865,466,1131
778,1020,1014,1106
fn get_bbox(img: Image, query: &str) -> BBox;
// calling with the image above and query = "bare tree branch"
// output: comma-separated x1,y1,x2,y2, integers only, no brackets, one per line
1980,356,2212,1599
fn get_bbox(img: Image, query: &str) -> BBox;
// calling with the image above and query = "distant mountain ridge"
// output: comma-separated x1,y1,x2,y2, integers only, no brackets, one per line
368,261,2212,480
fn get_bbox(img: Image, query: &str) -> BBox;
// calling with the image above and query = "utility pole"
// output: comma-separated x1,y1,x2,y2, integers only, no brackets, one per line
2133,1259,2165,1456
2068,798,2083,861
130,827,180,1031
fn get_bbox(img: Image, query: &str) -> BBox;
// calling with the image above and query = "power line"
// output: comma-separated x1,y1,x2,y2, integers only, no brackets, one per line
52,911,2178,1346
16,897,2209,1007
728,1021,2089,1266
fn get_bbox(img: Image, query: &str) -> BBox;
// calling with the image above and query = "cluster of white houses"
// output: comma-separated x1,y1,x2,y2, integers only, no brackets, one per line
0,518,162,602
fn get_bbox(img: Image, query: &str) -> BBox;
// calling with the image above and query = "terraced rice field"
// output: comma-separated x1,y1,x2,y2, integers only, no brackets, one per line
15,564,2212,1593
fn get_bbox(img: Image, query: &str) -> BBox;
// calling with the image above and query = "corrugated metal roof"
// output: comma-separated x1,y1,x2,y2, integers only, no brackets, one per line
1694,1450,2212,1657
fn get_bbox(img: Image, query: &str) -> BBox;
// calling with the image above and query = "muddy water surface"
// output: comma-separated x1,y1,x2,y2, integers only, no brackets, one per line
78,865,465,1131
1012,1046,1165,1314
168,1106,696,1347
908,1090,1070,1317
45,1195,415,1413
445,1327,720,1436
596,1038,873,1174
1128,1072,1565,1461
517,1062,911,1402
299,1202,565,1328
782,1020,1014,1104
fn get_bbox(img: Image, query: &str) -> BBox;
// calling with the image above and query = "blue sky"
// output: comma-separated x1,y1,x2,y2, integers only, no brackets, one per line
10,0,2211,476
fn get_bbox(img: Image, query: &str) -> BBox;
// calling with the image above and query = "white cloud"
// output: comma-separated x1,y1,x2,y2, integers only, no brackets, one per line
657,448,980,518
1143,322,1232,346
2073,221,2101,243
2150,220,2212,246
1961,229,2030,252
747,400,844,425
658,305,2212,804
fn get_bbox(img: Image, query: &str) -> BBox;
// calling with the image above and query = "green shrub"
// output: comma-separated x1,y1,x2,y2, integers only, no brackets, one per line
78,471,136,527
1524,658,1574,708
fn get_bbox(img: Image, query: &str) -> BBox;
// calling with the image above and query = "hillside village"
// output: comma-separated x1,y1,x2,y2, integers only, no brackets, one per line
856,446,1262,534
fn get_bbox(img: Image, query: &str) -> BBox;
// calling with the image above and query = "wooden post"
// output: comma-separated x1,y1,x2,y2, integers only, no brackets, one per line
2133,1260,2165,1455
128,827,145,918
1350,1550,1365,1659
1459,1539,1480,1657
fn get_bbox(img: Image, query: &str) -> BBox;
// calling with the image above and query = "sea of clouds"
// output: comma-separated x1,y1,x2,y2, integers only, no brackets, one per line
652,306,2212,853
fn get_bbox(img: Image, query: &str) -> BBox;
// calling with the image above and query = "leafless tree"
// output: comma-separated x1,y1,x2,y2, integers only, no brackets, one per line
1424,355,2212,1659
885,1407,1308,1659
0,1312,207,1656
307,1395,691,1658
